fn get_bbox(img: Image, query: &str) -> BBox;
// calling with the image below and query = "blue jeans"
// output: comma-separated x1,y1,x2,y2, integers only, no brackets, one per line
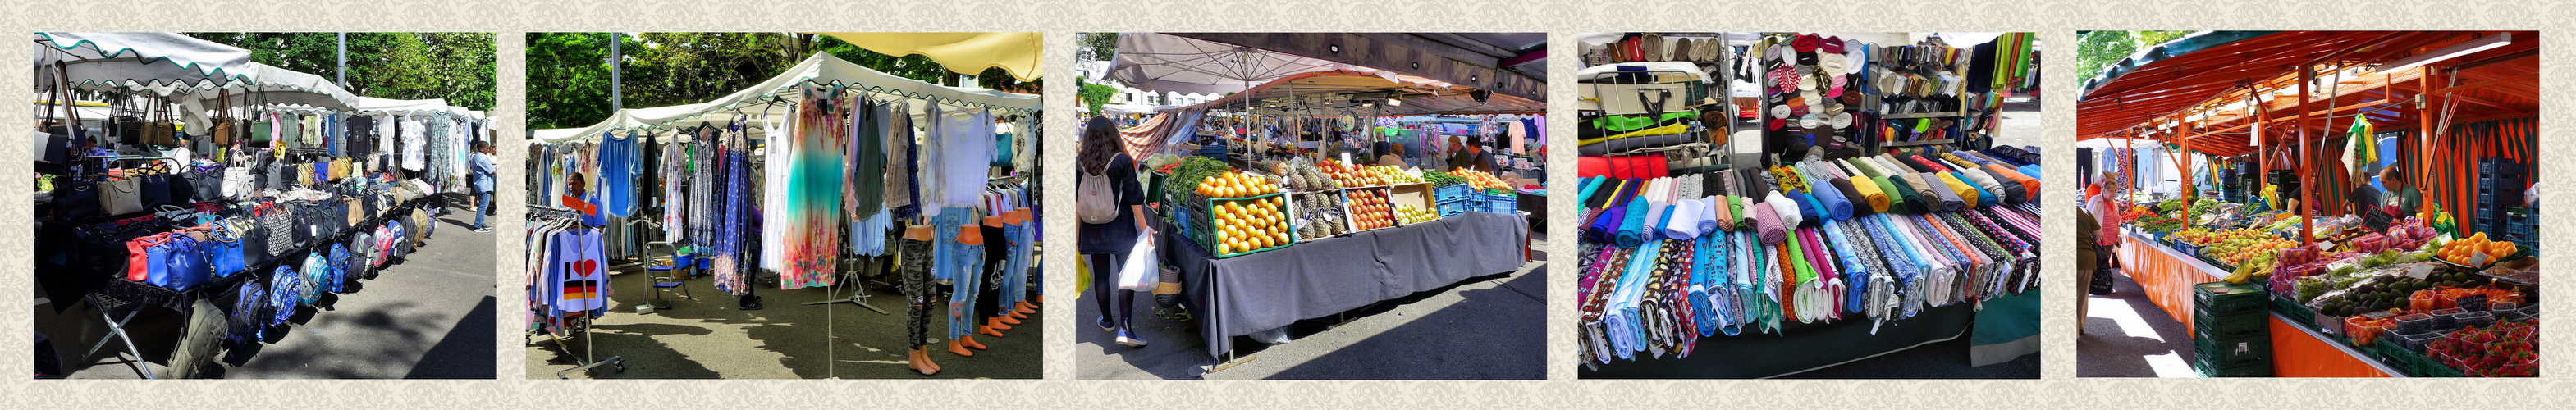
473,191,492,229
931,208,985,339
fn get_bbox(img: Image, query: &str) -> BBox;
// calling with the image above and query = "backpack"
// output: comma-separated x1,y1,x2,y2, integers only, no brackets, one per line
227,277,268,344
1077,160,1120,224
267,264,304,324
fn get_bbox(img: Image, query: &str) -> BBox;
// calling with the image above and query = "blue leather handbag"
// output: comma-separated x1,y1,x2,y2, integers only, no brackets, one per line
208,221,248,278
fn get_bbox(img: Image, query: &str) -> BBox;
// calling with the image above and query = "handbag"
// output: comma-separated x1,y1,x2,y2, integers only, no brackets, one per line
208,89,235,146
236,215,271,267
142,98,178,147
53,175,100,219
222,155,254,200
260,202,295,257
190,164,223,203
150,229,213,290
125,232,173,282
137,166,176,208
99,175,145,216
208,220,248,277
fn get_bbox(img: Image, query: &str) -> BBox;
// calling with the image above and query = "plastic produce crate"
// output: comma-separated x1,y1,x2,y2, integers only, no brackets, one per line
1437,198,1469,216
2193,281,2269,317
1173,193,1297,258
2193,360,2273,377
2193,310,2270,339
2194,334,2272,367
1471,193,1518,214
1432,184,1474,203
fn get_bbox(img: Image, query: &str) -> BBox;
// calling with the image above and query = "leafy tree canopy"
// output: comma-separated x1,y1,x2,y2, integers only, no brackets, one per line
183,32,497,112
525,32,1042,130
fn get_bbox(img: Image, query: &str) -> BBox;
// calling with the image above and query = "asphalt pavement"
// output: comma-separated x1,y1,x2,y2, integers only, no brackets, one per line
523,253,1045,380
1076,230,1549,380
35,204,499,379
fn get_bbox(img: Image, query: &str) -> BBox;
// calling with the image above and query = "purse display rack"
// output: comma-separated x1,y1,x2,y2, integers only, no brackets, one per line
39,151,442,379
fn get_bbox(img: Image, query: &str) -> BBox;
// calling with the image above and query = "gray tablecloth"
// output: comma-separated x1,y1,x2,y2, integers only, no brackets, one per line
1169,212,1530,358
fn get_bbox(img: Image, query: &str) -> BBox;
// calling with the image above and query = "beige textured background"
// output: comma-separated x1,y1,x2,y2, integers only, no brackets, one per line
2,0,2566,407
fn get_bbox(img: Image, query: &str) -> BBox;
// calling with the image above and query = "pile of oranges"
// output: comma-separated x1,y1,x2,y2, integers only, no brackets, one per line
1212,197,1290,253
1451,170,1512,191
1347,189,1397,230
1195,171,1279,198
2440,232,2519,266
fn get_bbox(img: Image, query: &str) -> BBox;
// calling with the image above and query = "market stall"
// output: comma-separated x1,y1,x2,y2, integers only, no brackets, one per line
525,48,1041,378
31,32,491,379
1572,33,2043,378
2080,30,2539,378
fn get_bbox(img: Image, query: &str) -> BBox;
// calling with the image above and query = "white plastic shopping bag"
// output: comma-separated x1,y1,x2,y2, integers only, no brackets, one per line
1117,230,1157,291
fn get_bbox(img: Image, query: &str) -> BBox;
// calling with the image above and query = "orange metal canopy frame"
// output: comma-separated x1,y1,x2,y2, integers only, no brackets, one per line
2076,30,2537,157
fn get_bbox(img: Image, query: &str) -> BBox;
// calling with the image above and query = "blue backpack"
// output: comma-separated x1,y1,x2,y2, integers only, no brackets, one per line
228,277,269,344
300,253,328,303
267,264,304,326
323,244,351,293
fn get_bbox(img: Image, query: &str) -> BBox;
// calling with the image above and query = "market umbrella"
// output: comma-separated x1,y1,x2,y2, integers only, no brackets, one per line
806,32,1044,81
1108,32,1385,96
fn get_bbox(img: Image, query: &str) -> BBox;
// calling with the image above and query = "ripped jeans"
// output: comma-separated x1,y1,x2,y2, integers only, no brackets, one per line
932,208,985,340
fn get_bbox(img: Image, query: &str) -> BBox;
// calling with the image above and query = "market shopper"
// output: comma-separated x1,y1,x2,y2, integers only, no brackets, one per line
469,141,498,232
2088,171,2123,294
1079,116,1151,348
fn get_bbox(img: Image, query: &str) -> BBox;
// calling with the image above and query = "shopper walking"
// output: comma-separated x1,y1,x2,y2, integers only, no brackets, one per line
1078,116,1151,348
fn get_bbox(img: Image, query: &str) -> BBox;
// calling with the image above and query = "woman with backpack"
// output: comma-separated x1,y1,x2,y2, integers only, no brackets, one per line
1078,116,1151,348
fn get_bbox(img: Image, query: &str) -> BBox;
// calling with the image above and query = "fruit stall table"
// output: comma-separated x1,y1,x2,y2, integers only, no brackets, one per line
2117,230,2405,377
1162,211,1531,359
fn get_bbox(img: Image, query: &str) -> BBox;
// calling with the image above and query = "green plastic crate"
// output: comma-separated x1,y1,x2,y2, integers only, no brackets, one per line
2193,281,2270,317
2194,309,2271,339
2193,334,2272,367
2271,295,2317,327
2370,341,2465,377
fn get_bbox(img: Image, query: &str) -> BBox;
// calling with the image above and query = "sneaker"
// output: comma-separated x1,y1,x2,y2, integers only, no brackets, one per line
472,227,492,233
1114,330,1147,348
1097,317,1115,332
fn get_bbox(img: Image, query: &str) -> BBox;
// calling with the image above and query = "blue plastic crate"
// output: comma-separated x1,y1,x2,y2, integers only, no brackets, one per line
1471,194,1517,214
1432,184,1474,203
1437,198,1469,216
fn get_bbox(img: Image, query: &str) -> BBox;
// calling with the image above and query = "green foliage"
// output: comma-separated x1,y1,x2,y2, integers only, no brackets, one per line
1078,78,1118,115
526,32,1030,130
183,33,496,112
1079,33,1119,61
2075,30,2199,85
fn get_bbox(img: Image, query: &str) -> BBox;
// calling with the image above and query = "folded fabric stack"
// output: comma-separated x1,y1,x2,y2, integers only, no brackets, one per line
1574,158,2042,367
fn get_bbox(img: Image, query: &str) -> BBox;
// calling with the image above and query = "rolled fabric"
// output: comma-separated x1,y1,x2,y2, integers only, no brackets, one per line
1643,199,1672,240
1800,226,1847,321
1617,198,1649,248
1986,163,2040,199
1752,199,1788,245
1810,177,1855,221
1935,171,1981,208
1765,190,1803,229
1870,175,1906,214
1660,198,1705,239
1887,175,1925,214
1736,195,1757,229
1576,177,1607,208
1916,173,1965,212
1604,240,1659,358
1779,235,1816,322
1696,196,1720,234
1824,219,1878,315
1957,170,2004,206
1889,154,1935,173
2017,164,2042,181
1788,190,1827,227
1687,237,1723,337
1977,166,2028,204
1586,204,1627,243
1835,177,1882,215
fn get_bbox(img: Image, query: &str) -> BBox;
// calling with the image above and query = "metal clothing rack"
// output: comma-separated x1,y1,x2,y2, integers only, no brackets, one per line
526,204,626,378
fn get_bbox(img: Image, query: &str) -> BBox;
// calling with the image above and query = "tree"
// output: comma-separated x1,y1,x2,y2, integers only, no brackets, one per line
182,33,496,112
2076,30,2199,84
525,32,1040,130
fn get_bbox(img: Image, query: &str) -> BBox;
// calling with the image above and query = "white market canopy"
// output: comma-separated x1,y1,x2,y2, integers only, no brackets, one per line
535,51,1039,144
34,32,256,93
807,32,1044,81
357,97,487,121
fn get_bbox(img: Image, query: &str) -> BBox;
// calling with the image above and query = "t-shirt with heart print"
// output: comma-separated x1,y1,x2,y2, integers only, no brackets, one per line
551,228,609,314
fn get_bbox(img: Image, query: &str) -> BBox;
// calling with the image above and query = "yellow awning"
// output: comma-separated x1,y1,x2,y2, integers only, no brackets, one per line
808,32,1042,81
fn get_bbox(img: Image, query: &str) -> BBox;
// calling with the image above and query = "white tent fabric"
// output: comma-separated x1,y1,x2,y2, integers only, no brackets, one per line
357,97,486,121
167,61,361,112
1099,103,1160,115
1108,33,1384,96
34,32,257,93
535,52,1037,144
